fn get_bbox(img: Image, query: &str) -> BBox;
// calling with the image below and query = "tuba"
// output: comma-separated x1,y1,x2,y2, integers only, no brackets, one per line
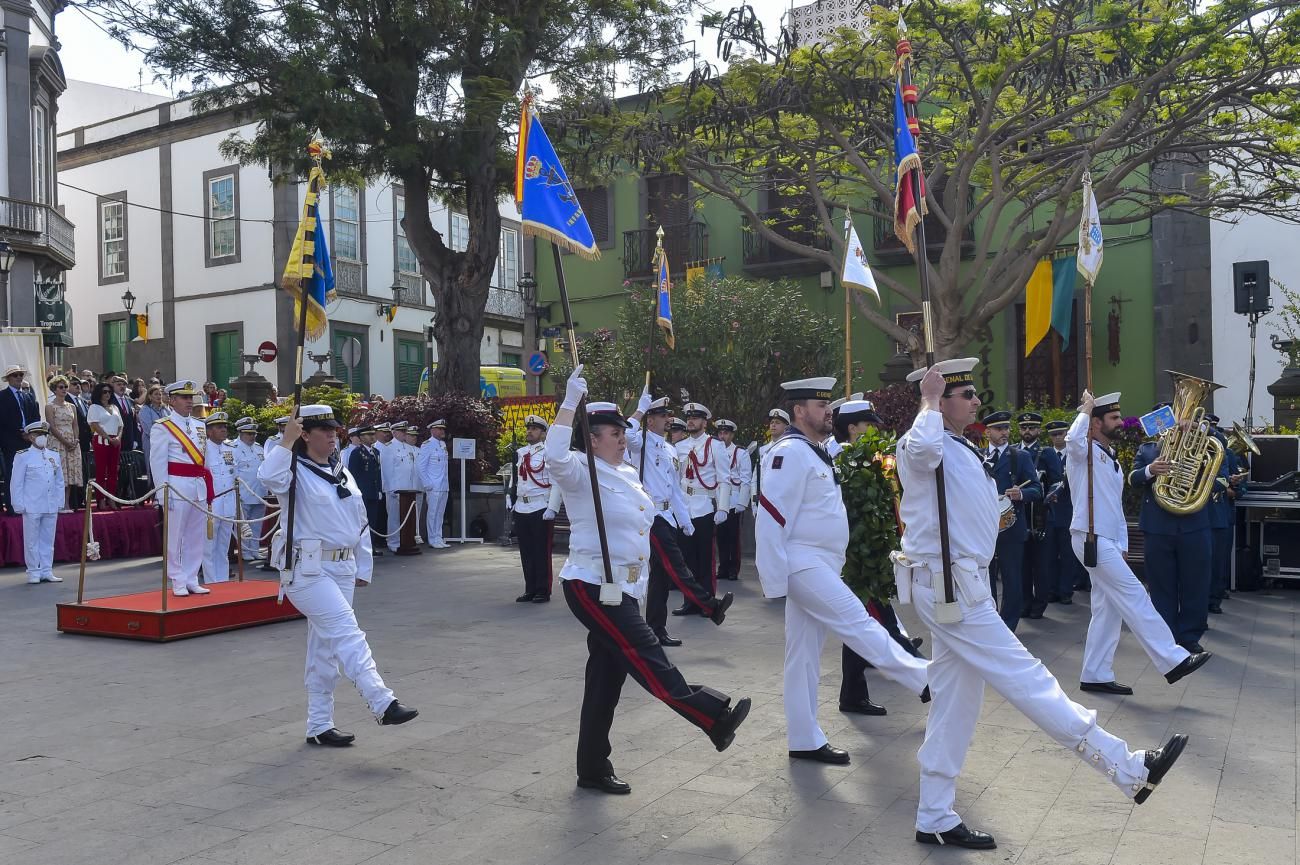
1152,371,1225,515
1227,421,1260,459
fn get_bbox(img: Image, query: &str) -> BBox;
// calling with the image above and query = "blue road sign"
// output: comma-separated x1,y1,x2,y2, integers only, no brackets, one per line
527,352,548,375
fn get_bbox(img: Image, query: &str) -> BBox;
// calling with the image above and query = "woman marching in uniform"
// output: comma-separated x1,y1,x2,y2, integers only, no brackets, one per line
549,366,751,795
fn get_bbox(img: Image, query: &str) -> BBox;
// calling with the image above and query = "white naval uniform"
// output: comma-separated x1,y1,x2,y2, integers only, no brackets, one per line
339,444,357,470
896,409,1149,834
259,445,395,737
381,440,420,550
547,422,654,599
625,420,691,528
754,431,929,751
149,413,210,591
513,442,562,514
1066,412,1189,683
750,441,776,506
823,436,843,458
203,439,237,584
676,433,731,516
727,445,752,511
232,439,267,560
11,445,62,582
418,437,450,545
265,432,284,451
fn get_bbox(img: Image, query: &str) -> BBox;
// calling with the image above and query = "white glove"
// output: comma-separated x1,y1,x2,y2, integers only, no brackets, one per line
713,510,728,525
732,504,745,514
636,386,652,414
542,508,557,521
681,522,695,537
505,496,514,511
561,364,587,411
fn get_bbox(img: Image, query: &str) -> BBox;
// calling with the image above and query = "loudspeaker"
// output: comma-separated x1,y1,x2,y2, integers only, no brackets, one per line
1233,260,1270,314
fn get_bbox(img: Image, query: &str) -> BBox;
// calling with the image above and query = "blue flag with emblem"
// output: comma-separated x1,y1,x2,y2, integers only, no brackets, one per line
656,247,674,349
514,95,601,260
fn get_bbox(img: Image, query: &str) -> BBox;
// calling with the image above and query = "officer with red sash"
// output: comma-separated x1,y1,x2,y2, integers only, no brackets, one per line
148,380,212,596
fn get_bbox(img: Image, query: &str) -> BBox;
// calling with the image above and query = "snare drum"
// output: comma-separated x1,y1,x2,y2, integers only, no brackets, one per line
997,495,1017,531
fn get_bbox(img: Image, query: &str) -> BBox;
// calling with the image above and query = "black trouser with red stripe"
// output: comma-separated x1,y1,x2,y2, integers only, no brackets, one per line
646,516,718,633
839,600,922,706
715,510,743,581
514,508,554,597
563,579,732,779
677,514,716,612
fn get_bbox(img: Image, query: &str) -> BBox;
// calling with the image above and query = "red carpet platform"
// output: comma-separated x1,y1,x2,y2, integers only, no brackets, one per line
57,580,302,642
2,506,162,566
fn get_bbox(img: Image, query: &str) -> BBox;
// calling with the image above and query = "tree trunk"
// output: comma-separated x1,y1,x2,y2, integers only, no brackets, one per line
430,266,493,396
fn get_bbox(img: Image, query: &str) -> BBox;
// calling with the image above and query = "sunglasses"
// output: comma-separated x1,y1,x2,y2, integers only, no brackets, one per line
944,388,978,401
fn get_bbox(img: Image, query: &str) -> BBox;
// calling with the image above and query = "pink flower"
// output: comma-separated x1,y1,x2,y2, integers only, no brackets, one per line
623,280,631,287
773,351,782,357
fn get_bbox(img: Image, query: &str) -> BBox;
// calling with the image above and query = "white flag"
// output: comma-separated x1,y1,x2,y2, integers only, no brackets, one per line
841,217,879,301
1077,171,1104,285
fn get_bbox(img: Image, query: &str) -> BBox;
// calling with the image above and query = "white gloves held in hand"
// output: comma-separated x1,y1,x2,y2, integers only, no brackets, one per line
543,508,557,521
713,510,728,525
561,364,588,411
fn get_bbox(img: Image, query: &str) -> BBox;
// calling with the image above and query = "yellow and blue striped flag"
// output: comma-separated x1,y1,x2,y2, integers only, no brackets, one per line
281,144,335,340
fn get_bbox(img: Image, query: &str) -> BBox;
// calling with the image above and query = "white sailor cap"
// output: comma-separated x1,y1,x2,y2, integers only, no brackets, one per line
235,417,257,431
829,397,847,412
645,397,671,416
165,379,202,396
850,391,864,401
667,416,687,431
715,419,737,431
587,401,631,428
274,415,291,426
347,427,360,436
682,402,711,420
204,411,230,427
767,408,791,424
373,422,391,432
524,414,549,430
838,399,882,424
779,377,836,400
905,358,979,389
1093,392,1122,417
24,420,49,435
427,419,447,429
3,363,27,379
299,404,340,429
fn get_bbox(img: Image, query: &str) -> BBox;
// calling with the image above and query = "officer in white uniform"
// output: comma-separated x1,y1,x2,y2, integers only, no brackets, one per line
626,392,733,646
202,413,238,584
149,380,212,597
339,427,360,469
12,420,63,584
1068,391,1211,694
714,419,750,582
510,414,562,601
232,417,267,562
673,403,730,614
894,359,1188,850
548,366,751,795
750,408,790,508
381,421,419,552
418,419,450,547
264,416,290,450
754,377,930,766
397,423,427,543
259,405,418,747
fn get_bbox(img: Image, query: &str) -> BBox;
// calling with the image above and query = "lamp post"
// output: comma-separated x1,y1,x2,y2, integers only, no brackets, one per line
0,239,16,326
377,282,401,320
121,289,136,313
518,271,539,395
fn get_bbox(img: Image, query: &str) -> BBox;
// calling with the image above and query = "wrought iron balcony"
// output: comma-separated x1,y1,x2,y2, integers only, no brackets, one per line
485,286,525,320
742,208,831,276
870,189,975,266
623,222,707,281
0,196,75,269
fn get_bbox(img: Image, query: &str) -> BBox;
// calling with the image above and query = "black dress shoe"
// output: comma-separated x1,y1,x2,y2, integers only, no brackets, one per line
1135,732,1189,804
515,593,535,603
531,594,550,603
916,823,997,850
1026,608,1045,620
920,685,931,704
1057,596,1073,605
306,728,355,747
708,696,751,752
839,699,887,716
910,636,924,651
378,699,419,726
1080,680,1134,695
577,774,631,795
372,550,384,557
1165,651,1211,684
1208,603,1223,615
655,630,682,647
789,743,850,765
709,592,734,626
671,603,697,616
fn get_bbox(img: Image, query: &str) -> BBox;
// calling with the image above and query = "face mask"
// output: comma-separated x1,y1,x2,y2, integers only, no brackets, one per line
33,435,47,449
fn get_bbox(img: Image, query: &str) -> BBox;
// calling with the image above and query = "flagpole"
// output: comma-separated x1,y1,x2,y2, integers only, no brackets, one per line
641,231,665,483
1078,171,1099,567
844,276,852,399
552,244,615,585
897,29,957,610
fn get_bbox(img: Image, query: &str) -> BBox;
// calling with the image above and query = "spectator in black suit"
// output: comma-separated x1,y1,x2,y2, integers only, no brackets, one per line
111,375,140,452
0,364,41,513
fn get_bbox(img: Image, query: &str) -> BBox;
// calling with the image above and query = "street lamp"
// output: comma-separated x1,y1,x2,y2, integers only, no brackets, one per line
377,282,401,319
121,289,136,312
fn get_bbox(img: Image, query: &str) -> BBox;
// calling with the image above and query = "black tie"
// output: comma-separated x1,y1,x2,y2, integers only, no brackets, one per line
299,458,352,498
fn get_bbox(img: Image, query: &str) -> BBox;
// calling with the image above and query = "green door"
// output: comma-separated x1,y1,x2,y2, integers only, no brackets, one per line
332,327,369,394
102,318,127,376
396,338,423,396
209,329,241,388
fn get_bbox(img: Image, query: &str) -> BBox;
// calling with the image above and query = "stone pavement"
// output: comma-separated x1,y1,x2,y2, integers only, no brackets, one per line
0,543,1295,865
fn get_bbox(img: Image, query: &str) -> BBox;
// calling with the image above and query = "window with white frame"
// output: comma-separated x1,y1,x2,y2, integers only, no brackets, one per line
334,187,361,261
32,106,49,205
493,227,519,289
206,172,238,261
99,197,128,284
450,212,470,252
395,190,419,274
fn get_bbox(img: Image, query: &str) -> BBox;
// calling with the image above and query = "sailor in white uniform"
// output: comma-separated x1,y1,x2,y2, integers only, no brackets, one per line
264,415,290,450
510,414,562,601
418,420,450,547
749,408,790,509
12,421,63,584
381,421,420,552
894,359,1189,850
714,419,750,581
201,413,238,583
149,380,212,596
754,377,930,765
1068,391,1211,694
259,405,419,747
232,417,267,562
673,402,730,613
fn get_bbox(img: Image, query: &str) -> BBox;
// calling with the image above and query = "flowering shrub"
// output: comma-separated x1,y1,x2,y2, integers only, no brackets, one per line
837,426,901,603
351,393,502,481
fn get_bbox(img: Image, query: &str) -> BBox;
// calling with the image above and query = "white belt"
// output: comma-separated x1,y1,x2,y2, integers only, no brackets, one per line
684,485,717,498
520,493,548,504
654,500,671,511
312,547,354,562
567,553,644,584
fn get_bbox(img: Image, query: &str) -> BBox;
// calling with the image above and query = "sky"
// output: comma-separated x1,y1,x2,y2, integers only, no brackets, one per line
56,0,802,98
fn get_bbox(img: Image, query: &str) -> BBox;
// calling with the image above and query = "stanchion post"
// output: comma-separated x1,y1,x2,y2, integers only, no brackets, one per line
160,485,170,612
234,484,245,582
76,487,92,604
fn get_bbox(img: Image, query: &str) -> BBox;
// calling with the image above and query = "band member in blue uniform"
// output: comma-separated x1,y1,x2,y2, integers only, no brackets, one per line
1015,412,1061,619
984,411,1042,632
347,425,386,555
1041,420,1086,603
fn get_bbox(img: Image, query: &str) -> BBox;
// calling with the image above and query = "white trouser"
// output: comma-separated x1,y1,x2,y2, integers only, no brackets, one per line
165,478,208,590
784,564,930,751
285,563,395,737
425,489,449,544
22,512,57,579
240,500,266,560
911,573,1148,834
202,495,236,584
1074,533,1189,683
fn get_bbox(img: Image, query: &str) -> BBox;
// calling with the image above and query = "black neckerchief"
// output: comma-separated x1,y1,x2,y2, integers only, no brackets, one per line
778,428,834,469
298,456,352,498
1094,439,1121,472
947,432,997,479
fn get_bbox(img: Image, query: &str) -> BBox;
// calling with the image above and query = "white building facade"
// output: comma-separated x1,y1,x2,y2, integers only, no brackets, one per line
56,82,529,396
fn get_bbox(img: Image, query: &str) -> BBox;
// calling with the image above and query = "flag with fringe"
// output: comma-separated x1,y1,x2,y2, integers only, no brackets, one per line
280,143,334,341
514,95,600,260
893,31,927,255
656,246,675,349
